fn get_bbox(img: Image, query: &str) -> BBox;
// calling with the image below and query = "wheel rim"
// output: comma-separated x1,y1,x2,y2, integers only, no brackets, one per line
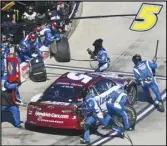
128,86,136,104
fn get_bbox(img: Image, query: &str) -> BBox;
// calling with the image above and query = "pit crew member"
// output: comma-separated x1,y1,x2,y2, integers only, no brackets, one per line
22,5,37,22
1,34,10,77
18,33,43,63
78,95,124,144
39,22,61,51
106,85,134,131
87,38,110,72
1,75,24,128
132,54,165,112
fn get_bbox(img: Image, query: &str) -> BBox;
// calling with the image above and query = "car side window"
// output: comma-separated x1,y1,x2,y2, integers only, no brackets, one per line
94,80,109,94
105,79,116,89
87,86,98,96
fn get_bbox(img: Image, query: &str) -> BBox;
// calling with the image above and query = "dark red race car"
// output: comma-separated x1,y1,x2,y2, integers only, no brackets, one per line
26,72,137,130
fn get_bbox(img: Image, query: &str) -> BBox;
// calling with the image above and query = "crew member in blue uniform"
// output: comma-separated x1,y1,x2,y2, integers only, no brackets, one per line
1,34,10,76
88,38,110,72
132,54,165,112
18,33,43,62
39,22,61,51
106,85,135,131
1,75,24,128
79,95,124,144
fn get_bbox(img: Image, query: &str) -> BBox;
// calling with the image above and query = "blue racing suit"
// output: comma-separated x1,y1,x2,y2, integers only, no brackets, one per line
1,76,21,127
95,47,109,72
1,75,21,103
40,25,61,47
1,42,10,76
19,34,43,62
79,95,123,143
106,86,130,130
133,60,162,102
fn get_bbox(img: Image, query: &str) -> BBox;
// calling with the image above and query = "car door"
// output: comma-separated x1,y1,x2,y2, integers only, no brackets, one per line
93,79,119,112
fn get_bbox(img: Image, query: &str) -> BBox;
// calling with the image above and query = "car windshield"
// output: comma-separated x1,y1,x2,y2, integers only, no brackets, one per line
41,84,84,102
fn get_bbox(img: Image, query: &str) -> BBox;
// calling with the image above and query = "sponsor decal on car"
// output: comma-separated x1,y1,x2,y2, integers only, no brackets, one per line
40,101,70,106
35,111,69,119
39,119,64,123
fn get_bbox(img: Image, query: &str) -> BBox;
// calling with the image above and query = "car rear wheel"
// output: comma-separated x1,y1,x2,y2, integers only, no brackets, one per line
25,122,36,130
126,82,137,105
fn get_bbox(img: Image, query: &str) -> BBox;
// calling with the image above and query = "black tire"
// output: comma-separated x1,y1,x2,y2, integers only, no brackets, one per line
29,57,47,82
126,82,137,105
112,105,137,129
25,122,36,130
50,37,71,62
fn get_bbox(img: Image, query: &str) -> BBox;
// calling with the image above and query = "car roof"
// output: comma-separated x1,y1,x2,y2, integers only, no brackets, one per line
55,72,104,88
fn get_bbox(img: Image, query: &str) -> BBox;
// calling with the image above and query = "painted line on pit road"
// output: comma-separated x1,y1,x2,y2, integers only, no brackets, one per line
90,91,166,146
45,64,167,81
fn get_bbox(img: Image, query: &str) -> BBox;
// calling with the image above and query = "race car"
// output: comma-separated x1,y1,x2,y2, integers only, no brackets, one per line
25,72,137,130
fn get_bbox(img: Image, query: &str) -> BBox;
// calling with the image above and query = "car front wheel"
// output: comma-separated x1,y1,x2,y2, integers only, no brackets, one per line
126,82,137,105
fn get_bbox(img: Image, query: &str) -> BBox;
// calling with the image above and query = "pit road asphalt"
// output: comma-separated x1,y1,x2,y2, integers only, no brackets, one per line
2,2,166,145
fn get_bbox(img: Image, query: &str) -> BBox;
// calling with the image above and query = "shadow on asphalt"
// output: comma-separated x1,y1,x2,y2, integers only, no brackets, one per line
24,123,83,136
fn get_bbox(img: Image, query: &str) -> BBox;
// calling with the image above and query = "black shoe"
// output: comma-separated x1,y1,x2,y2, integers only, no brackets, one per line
126,127,134,131
17,125,24,129
157,101,165,112
80,139,90,144
125,125,135,131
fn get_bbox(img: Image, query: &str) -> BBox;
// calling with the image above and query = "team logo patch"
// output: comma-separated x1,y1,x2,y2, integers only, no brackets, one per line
8,62,13,74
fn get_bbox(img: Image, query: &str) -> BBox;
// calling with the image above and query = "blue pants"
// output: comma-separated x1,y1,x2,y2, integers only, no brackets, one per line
1,105,21,127
1,58,5,77
83,114,111,142
107,95,130,129
142,77,162,101
95,63,109,72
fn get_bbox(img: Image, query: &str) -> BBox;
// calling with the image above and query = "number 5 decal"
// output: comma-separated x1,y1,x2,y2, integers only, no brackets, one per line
67,73,92,84
130,3,163,32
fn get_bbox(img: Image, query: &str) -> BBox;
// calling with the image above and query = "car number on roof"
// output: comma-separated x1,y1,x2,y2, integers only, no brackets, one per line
67,72,92,84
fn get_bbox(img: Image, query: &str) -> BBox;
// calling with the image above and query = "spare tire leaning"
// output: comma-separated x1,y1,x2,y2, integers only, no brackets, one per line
50,37,71,62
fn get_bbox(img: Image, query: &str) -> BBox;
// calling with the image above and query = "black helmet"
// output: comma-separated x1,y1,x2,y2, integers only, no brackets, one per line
26,5,34,14
93,38,103,48
132,54,142,64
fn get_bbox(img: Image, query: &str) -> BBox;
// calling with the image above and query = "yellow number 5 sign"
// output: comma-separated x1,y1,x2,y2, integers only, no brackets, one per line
130,3,163,32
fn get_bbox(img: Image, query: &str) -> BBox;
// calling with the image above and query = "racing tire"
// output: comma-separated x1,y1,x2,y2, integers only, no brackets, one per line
112,105,137,129
25,123,36,131
50,37,71,62
126,82,137,105
29,57,47,82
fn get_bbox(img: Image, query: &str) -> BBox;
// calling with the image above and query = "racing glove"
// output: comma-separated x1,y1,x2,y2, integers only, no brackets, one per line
97,112,104,119
152,57,157,63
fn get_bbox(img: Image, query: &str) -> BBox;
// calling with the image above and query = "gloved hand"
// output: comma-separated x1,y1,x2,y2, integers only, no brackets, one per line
87,48,92,55
152,57,157,62
93,56,97,60
97,112,104,119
